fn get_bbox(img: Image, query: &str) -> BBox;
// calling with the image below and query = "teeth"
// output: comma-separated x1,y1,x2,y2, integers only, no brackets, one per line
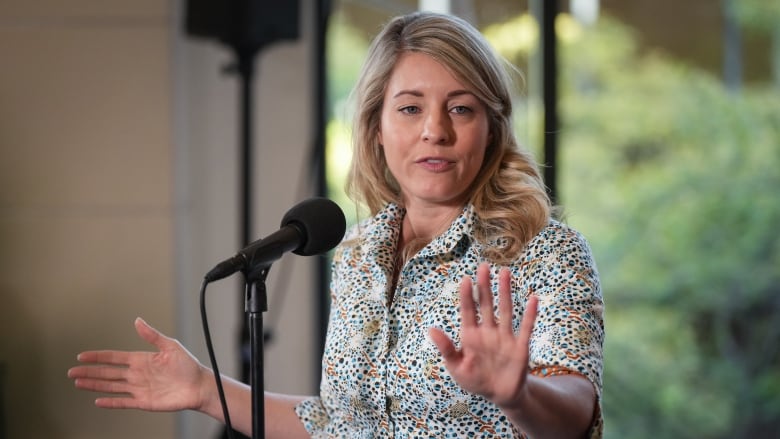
426,159,445,163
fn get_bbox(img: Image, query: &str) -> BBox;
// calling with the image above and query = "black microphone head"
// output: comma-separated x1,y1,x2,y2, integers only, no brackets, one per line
281,197,346,256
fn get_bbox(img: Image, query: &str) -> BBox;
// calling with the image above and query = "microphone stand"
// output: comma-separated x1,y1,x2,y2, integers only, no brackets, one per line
244,264,271,439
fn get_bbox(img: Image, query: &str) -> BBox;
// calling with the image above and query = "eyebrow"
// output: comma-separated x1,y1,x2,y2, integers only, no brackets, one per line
392,89,475,99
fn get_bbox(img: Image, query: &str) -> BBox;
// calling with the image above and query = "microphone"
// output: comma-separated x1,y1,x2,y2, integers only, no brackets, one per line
204,197,346,282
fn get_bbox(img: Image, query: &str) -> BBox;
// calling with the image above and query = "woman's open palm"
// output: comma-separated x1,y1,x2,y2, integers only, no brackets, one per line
428,263,538,407
68,317,209,412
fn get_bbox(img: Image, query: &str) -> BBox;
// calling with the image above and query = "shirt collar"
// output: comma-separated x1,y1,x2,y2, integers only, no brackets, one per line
361,203,478,261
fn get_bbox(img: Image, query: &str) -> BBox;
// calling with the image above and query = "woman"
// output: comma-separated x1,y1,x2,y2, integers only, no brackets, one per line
69,11,604,438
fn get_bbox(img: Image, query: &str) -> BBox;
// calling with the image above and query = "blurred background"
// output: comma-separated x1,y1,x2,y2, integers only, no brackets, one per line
1,0,778,438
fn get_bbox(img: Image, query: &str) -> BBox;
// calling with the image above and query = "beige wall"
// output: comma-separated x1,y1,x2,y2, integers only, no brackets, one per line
0,1,318,438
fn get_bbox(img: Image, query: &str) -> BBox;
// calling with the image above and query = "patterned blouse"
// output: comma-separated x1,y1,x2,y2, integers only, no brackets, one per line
295,203,604,438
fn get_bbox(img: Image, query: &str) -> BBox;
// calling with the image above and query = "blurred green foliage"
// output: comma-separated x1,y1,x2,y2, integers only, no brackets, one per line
559,14,780,439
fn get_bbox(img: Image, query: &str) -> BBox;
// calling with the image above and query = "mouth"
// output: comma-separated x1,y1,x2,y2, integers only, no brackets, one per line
416,157,455,172
416,157,454,164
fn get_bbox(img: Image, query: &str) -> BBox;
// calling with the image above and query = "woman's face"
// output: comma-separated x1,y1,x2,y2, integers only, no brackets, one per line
378,52,491,210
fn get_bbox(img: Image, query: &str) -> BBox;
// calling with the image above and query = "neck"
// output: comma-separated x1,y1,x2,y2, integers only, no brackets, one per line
391,203,463,300
400,203,463,248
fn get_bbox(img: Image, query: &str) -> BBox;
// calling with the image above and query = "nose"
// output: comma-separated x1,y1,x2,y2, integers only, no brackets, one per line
421,110,451,144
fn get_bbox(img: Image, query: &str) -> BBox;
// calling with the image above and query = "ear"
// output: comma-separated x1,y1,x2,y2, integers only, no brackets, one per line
377,127,383,147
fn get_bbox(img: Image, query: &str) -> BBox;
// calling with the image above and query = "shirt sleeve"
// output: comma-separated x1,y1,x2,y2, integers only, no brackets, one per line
523,223,605,438
294,396,330,436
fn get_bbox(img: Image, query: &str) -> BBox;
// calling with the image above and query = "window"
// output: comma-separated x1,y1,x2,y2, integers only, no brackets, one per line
323,1,780,436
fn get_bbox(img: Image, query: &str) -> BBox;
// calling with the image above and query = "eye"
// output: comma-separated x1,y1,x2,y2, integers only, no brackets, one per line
450,105,472,115
400,105,421,115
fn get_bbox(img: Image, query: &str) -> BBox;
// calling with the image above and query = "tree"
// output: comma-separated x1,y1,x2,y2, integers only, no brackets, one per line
558,15,780,438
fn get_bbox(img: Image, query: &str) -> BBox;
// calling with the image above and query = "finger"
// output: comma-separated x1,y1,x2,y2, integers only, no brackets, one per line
498,267,514,334
459,276,478,328
95,397,141,410
67,366,83,379
76,350,132,366
428,327,461,362
73,377,130,395
518,295,539,349
477,263,495,327
68,365,127,381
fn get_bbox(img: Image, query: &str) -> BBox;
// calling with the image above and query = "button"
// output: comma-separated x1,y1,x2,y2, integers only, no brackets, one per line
385,395,399,413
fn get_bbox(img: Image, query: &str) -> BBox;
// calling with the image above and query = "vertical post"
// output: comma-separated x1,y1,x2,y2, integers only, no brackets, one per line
541,0,559,205
236,45,258,391
237,46,256,252
220,44,259,439
721,0,743,92
314,0,332,372
246,279,269,439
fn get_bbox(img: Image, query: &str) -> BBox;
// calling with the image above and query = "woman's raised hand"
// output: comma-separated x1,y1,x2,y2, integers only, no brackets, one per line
428,263,538,408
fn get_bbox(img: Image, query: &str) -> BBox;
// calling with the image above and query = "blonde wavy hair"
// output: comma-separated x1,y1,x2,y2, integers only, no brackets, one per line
345,11,551,264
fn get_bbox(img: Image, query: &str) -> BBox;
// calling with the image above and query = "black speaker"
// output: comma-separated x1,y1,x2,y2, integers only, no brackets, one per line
185,0,300,50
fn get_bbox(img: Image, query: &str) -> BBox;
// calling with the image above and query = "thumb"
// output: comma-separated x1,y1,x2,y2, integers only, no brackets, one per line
134,317,174,350
428,327,460,361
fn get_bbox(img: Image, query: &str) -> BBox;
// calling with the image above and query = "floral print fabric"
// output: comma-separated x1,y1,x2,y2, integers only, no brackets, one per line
295,203,604,438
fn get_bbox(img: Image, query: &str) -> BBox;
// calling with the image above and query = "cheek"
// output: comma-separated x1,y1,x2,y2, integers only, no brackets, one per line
377,108,397,146
464,142,489,179
383,145,404,174
468,152,486,180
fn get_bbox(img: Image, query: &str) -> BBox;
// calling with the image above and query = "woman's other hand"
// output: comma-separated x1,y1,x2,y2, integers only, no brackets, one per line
67,317,211,412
